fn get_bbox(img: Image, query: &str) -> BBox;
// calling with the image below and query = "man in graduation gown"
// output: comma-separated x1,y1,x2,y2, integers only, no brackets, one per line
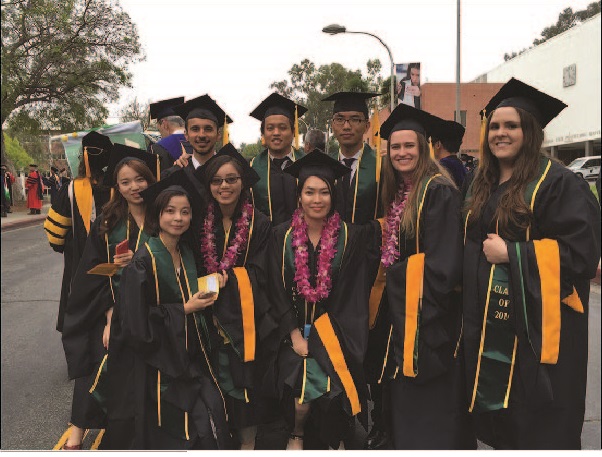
148,97,192,171
43,131,112,333
431,119,467,188
249,93,308,226
322,91,387,449
26,163,44,214
43,166,64,206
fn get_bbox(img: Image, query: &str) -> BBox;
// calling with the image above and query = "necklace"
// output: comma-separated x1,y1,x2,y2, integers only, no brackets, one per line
201,199,253,273
291,208,341,303
381,180,412,267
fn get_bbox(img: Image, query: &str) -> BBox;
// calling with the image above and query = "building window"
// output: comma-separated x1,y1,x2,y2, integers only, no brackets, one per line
454,110,467,127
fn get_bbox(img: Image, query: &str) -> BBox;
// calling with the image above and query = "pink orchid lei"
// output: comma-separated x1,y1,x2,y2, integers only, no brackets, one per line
381,180,412,267
201,199,254,273
291,208,341,303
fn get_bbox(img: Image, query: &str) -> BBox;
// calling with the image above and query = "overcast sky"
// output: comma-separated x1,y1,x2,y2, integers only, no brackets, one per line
111,0,595,145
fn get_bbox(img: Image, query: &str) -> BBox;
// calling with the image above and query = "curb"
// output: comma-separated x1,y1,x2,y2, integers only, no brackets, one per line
0,214,46,232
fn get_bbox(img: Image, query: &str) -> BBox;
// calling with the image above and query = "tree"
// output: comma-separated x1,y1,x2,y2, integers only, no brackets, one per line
504,2,600,61
3,132,33,172
240,139,263,161
1,0,144,165
270,59,387,135
120,97,152,130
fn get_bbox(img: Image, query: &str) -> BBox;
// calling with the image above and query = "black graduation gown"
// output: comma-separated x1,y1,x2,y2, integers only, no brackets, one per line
463,160,601,449
196,207,278,430
114,239,232,450
379,178,475,450
265,218,380,448
61,215,147,430
43,179,110,332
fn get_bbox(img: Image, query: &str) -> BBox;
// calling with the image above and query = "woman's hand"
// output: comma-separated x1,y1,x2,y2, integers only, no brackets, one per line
290,328,309,358
217,271,228,288
483,233,509,264
184,291,216,314
103,307,113,350
113,250,134,267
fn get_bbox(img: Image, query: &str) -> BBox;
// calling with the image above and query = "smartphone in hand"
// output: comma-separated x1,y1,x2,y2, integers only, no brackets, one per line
115,239,129,256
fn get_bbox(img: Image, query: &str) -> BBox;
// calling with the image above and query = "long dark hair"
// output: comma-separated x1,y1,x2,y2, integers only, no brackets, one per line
145,188,192,237
381,131,453,238
99,159,157,236
466,107,544,238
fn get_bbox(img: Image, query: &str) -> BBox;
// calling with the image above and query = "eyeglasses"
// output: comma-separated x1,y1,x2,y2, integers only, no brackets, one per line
332,116,367,127
210,176,242,186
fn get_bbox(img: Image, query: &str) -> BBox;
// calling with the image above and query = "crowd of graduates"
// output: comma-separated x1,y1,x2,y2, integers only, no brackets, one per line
43,78,601,451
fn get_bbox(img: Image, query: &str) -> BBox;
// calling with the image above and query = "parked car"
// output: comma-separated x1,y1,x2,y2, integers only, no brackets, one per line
567,155,600,181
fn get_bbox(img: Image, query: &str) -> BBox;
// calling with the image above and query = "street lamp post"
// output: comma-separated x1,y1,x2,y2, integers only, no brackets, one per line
322,24,395,114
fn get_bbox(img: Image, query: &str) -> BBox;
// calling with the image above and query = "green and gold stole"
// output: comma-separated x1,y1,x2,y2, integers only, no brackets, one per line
465,157,552,413
250,148,304,221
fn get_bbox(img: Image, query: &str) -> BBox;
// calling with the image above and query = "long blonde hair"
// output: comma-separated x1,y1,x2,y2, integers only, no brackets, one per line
381,131,454,238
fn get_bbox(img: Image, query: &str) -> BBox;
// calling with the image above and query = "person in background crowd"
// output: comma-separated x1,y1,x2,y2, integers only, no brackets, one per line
249,93,308,226
463,78,601,449
2,164,15,213
44,166,64,206
26,163,44,214
1,164,9,217
43,131,112,334
431,119,467,188
148,96,191,171
304,129,326,154
60,145,158,450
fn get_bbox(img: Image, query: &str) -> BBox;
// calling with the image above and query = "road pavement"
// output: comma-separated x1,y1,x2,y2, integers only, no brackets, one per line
1,221,600,450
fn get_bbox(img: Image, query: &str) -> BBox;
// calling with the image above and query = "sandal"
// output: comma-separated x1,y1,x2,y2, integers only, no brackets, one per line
61,443,82,450
289,434,304,441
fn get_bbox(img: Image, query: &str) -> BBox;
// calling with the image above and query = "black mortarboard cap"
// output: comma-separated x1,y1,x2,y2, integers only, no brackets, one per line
482,77,567,128
51,166,59,172
284,149,350,183
322,91,380,117
430,119,465,153
380,103,438,139
140,167,204,212
149,97,185,121
104,143,160,187
195,143,260,188
173,94,233,127
82,131,113,171
29,163,38,167
249,93,308,122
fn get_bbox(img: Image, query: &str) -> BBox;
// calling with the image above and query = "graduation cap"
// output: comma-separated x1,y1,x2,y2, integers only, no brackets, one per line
51,166,59,173
380,103,438,139
149,97,185,121
322,92,380,117
482,77,567,128
195,143,260,188
81,131,113,176
140,167,204,212
29,163,38,168
173,94,233,128
430,119,465,153
249,93,308,122
104,143,161,187
284,149,350,186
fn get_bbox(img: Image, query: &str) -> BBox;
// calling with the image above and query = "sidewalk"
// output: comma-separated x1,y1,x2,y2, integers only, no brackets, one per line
1,202,50,232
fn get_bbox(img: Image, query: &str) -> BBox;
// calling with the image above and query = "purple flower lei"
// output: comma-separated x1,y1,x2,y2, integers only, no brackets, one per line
201,199,254,273
291,208,341,303
381,180,412,267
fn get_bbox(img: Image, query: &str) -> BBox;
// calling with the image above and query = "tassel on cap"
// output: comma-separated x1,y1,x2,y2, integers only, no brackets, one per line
223,114,229,145
294,105,299,150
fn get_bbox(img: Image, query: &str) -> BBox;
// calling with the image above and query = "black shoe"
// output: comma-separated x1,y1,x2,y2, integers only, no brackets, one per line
364,428,391,450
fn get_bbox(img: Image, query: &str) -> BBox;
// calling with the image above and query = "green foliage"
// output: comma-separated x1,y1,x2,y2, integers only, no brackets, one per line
270,59,386,134
3,133,33,172
504,1,600,61
240,139,264,160
1,0,144,131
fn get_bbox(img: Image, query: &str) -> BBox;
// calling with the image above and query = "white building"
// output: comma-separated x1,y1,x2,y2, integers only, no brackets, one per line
473,14,601,163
